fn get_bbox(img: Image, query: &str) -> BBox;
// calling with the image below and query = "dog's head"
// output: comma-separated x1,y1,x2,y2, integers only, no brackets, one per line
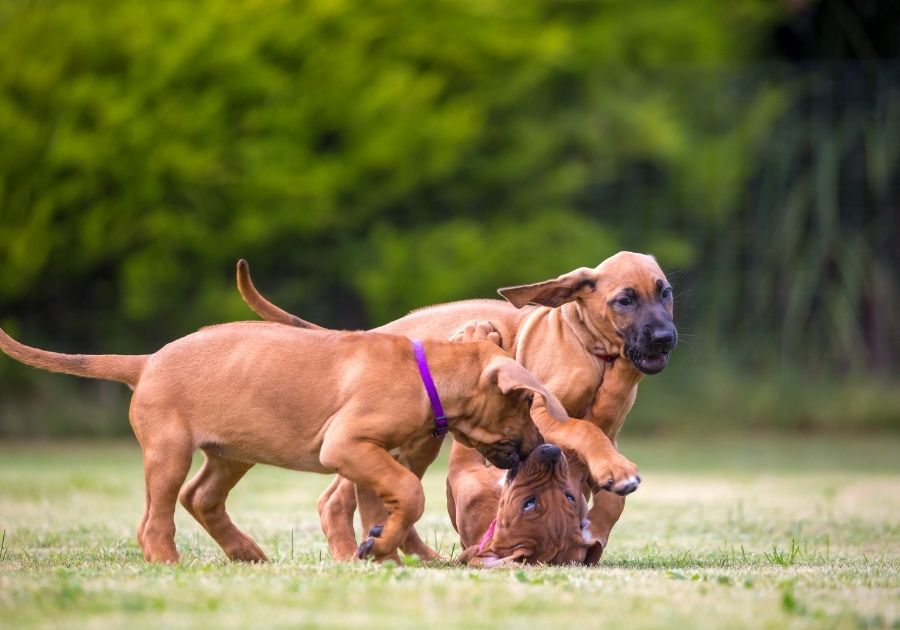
451,351,566,470
498,251,677,375
457,443,590,567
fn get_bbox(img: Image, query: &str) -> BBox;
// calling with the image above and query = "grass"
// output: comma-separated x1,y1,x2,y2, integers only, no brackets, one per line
0,435,898,629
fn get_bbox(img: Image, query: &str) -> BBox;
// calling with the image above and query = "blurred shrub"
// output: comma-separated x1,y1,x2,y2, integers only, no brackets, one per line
0,0,897,435
0,0,775,342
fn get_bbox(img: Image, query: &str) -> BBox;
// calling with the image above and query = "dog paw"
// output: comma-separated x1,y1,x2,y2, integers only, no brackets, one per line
357,524,384,560
611,474,641,496
450,321,501,346
591,455,641,496
357,538,375,560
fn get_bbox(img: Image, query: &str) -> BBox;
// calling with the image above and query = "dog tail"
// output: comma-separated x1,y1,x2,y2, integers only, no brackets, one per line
236,259,325,330
0,327,148,389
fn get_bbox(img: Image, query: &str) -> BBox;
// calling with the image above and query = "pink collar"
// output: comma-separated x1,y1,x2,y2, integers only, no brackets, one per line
477,519,497,553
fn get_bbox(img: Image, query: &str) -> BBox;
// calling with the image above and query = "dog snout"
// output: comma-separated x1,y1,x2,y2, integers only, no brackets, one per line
539,443,562,464
649,327,677,353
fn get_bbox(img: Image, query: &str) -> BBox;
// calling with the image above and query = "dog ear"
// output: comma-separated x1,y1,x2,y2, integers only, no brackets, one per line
462,546,530,568
497,267,598,308
492,359,570,425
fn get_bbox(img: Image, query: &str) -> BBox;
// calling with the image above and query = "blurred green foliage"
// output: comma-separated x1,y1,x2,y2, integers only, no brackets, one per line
0,0,898,436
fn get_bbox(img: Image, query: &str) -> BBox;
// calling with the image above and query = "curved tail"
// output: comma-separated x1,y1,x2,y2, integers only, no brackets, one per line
0,327,148,389
236,259,324,330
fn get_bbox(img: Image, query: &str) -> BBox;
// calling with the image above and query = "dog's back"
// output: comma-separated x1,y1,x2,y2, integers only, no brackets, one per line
132,323,430,471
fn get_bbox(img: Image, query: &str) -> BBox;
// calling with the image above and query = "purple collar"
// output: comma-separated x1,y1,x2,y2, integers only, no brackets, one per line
412,340,448,439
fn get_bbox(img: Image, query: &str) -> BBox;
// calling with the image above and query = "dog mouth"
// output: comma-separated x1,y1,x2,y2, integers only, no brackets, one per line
475,440,522,469
626,347,670,374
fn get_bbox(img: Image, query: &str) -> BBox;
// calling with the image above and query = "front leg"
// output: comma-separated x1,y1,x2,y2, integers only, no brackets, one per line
583,492,626,564
530,402,640,495
579,359,643,562
356,437,444,562
589,360,641,437
397,444,444,560
323,439,426,563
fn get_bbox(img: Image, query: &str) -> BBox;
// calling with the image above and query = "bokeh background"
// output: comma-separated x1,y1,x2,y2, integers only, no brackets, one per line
1,0,897,437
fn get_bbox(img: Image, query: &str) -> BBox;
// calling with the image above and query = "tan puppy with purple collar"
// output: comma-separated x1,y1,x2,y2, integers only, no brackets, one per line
0,322,558,563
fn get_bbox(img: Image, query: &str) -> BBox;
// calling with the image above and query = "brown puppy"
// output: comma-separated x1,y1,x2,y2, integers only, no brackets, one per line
236,251,675,563
0,322,561,563
448,441,591,567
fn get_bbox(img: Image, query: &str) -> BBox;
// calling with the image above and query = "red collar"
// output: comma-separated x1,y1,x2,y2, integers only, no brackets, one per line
594,352,616,364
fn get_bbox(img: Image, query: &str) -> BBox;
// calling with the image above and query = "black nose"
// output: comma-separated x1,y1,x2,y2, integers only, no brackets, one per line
649,328,676,353
539,444,562,464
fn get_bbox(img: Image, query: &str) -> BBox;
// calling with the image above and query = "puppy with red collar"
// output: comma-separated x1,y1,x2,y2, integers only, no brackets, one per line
448,441,591,566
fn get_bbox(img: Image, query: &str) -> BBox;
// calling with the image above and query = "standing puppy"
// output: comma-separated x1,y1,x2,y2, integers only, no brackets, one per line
0,322,555,563
238,251,676,563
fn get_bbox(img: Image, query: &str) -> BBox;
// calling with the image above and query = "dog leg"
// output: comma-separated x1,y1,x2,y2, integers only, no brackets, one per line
329,444,425,563
139,440,193,563
530,403,640,495
397,451,443,561
355,440,443,562
179,452,267,562
355,485,402,564
317,476,360,561
399,525,441,561
583,492,626,564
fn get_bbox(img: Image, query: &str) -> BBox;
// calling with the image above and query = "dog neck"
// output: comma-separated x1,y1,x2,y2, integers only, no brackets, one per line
552,302,623,366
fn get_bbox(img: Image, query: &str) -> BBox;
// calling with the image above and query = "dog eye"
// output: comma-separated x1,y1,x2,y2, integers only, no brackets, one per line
522,497,536,512
661,287,673,300
565,492,576,503
615,297,632,307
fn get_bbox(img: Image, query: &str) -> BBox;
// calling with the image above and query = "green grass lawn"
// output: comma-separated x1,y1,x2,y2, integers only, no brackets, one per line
1,436,897,629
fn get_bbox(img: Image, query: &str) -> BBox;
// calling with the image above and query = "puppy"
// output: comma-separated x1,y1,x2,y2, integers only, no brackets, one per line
448,441,591,566
0,321,563,563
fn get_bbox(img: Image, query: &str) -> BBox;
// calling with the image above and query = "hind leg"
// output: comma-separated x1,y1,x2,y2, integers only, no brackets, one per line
179,451,267,562
138,439,193,563
137,486,150,550
317,476,360,561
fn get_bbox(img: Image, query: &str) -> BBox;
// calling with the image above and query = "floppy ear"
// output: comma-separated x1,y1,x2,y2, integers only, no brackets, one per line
492,359,569,424
498,267,599,308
